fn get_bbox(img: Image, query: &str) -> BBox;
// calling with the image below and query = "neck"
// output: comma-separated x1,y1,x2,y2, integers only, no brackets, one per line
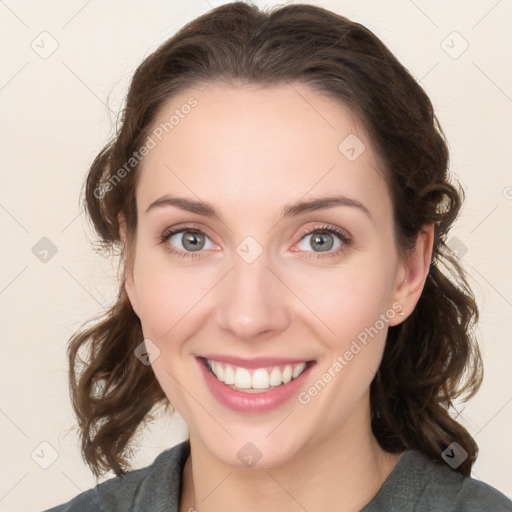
180,403,401,512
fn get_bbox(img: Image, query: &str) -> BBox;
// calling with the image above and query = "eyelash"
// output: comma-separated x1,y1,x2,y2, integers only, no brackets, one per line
158,224,352,259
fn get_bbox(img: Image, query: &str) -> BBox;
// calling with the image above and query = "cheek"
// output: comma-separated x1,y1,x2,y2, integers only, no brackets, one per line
295,266,395,427
132,255,216,344
132,261,208,410
292,260,395,350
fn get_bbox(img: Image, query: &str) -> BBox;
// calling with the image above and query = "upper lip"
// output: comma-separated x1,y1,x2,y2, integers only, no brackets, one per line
199,355,315,369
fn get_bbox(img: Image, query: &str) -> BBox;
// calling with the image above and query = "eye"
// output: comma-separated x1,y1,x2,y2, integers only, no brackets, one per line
158,223,351,259
159,226,216,257
294,224,351,258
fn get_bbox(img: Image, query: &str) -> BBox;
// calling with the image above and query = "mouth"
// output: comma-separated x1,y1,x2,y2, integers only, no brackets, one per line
200,357,314,393
197,355,316,413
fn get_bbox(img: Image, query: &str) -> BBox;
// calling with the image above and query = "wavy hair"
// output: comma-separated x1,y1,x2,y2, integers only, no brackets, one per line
68,2,483,478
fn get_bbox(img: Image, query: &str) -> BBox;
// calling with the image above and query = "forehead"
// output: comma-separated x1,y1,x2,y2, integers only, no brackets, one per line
137,82,392,223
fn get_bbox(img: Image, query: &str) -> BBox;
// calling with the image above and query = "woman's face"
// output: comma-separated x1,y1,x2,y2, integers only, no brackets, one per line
124,82,419,468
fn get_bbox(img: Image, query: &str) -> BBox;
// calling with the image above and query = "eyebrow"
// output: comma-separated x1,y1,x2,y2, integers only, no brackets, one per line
145,194,372,221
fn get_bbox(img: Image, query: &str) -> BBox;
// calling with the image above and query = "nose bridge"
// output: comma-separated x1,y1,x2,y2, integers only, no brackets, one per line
214,246,290,340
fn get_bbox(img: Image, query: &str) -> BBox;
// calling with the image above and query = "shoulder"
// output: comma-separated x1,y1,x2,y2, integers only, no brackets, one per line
41,440,190,512
364,449,512,512
454,476,512,511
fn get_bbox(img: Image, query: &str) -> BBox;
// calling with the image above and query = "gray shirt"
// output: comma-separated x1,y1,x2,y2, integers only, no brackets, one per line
42,440,512,511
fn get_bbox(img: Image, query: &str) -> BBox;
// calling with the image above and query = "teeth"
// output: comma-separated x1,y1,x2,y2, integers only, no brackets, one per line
292,362,306,378
207,359,309,391
224,365,235,385
213,362,224,381
269,367,282,386
234,368,252,389
282,365,293,384
252,368,269,389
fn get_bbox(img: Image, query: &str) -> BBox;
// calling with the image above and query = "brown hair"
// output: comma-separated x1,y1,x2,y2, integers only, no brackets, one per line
69,2,483,479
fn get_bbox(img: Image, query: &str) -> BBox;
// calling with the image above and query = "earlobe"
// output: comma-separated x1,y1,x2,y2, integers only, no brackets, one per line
388,223,435,326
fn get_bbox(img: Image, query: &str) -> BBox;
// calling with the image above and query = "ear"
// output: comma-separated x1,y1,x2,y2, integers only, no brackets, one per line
118,213,139,317
388,223,435,326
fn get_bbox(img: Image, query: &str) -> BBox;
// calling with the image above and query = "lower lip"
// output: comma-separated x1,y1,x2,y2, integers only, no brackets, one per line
198,358,314,414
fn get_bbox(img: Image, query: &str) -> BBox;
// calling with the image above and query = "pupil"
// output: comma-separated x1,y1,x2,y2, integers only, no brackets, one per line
312,233,333,252
183,232,204,251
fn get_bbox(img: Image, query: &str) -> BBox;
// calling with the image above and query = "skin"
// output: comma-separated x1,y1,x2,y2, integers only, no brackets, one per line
121,82,434,512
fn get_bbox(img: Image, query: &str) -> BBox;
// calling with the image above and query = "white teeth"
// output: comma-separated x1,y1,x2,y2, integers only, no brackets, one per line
292,362,306,379
223,365,235,385
234,368,252,389
207,359,309,391
213,362,224,381
282,365,293,384
252,369,270,389
269,367,282,386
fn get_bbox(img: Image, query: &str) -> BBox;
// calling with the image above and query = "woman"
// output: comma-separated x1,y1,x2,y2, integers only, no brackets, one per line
43,2,512,511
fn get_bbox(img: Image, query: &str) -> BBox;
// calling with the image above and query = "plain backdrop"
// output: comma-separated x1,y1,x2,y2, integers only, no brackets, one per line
0,1,511,510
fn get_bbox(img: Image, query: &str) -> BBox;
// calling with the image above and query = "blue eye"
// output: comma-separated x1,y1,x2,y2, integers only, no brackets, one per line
170,230,207,251
159,226,214,257
295,225,351,258
158,224,351,259
298,231,340,252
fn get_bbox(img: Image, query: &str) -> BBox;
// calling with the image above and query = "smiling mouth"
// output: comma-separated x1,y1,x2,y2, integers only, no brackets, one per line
199,357,315,393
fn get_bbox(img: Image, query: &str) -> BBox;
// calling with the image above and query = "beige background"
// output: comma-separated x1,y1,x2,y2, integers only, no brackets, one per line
0,1,511,510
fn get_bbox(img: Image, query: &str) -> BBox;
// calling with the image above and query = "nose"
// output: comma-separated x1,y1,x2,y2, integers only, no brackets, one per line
214,251,291,342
